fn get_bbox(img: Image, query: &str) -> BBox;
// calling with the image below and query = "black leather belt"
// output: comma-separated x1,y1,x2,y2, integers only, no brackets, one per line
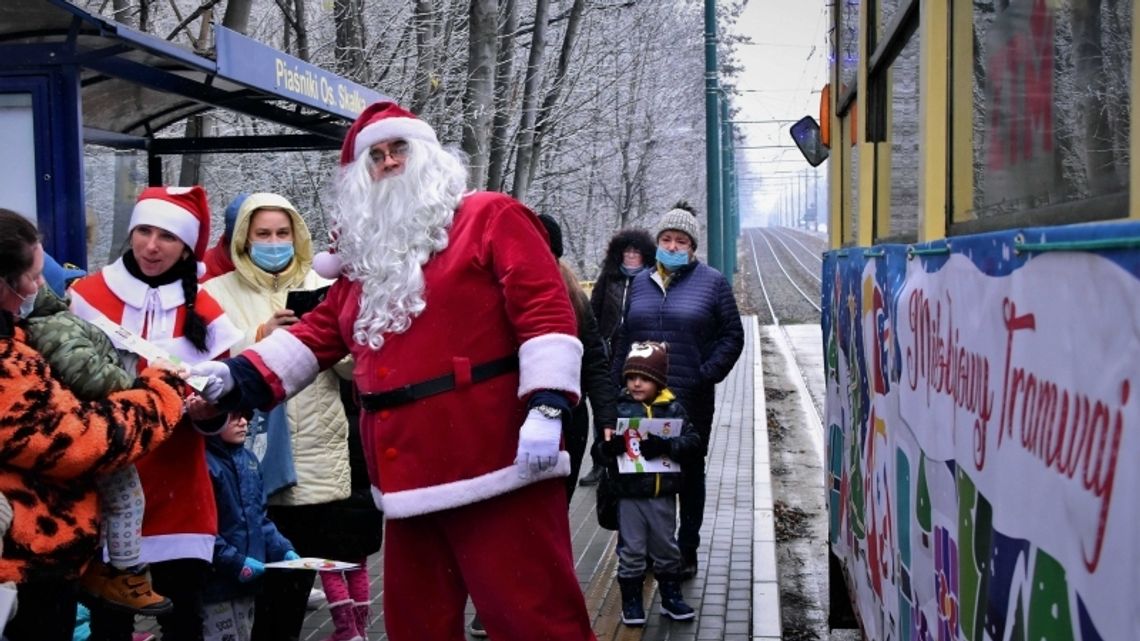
358,355,519,412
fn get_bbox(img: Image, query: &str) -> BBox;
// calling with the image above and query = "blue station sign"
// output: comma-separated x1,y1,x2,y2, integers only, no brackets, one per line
215,26,386,120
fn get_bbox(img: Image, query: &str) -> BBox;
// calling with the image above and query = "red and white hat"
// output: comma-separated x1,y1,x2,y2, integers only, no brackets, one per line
340,101,438,166
129,185,210,263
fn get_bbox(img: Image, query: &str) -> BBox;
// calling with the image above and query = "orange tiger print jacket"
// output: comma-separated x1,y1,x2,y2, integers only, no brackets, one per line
0,311,185,583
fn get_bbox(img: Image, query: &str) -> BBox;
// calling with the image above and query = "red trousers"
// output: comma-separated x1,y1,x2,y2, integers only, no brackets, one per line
383,479,596,641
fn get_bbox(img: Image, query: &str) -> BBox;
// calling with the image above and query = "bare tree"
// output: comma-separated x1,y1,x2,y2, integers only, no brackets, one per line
332,0,369,81
523,0,586,193
221,0,252,36
487,0,520,192
111,0,133,26
178,10,218,186
462,0,499,188
509,0,550,200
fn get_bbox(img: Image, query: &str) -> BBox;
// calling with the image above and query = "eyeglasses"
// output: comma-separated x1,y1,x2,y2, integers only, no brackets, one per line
369,140,410,165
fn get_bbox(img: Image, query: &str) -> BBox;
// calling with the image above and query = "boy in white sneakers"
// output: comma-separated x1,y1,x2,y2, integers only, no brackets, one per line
596,341,699,626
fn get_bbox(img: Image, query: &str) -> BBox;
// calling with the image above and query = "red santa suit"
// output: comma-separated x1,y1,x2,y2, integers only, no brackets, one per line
242,190,595,640
70,187,243,564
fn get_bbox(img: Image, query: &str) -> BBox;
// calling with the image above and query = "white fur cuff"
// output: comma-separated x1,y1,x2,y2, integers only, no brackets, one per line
379,453,571,519
248,330,320,398
517,333,582,400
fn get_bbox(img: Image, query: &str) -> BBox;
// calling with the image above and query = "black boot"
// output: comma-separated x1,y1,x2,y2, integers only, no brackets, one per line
679,547,698,581
657,574,696,621
578,466,605,486
617,576,646,626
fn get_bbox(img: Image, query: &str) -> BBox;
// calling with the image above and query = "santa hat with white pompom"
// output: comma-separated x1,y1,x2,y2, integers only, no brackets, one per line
311,101,440,280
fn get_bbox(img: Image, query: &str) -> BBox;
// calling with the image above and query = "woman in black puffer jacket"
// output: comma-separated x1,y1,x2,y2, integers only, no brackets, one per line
589,229,656,362
610,202,744,580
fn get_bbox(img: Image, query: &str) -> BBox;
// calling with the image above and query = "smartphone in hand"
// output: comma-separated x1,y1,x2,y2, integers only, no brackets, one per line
285,286,331,319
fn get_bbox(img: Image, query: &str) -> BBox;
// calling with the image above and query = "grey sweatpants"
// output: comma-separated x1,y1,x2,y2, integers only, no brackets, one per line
616,496,683,578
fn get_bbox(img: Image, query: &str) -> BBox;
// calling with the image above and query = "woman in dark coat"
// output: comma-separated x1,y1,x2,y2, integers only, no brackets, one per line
589,229,657,360
580,229,655,487
610,202,744,580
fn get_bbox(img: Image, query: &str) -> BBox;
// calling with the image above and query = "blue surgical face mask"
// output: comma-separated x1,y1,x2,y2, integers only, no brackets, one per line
4,280,36,319
16,289,36,319
249,242,295,273
656,247,691,271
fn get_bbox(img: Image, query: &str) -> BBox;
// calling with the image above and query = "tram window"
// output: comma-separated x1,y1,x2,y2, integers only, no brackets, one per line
837,0,860,99
886,34,920,242
968,0,1131,226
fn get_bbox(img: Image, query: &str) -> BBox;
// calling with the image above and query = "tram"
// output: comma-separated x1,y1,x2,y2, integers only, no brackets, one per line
800,2,1140,640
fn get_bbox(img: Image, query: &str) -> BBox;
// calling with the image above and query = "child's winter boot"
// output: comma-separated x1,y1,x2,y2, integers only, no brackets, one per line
353,601,370,639
79,558,173,616
618,575,646,626
324,600,364,641
657,574,696,621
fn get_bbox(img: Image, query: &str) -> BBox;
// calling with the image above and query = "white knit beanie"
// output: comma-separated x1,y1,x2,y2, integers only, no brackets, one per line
655,207,700,249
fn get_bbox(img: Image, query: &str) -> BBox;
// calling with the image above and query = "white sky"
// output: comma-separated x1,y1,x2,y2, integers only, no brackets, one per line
728,0,830,228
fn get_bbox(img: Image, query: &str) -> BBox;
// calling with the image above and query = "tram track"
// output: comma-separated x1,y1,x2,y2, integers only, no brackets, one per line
768,229,823,285
771,227,824,267
745,227,821,324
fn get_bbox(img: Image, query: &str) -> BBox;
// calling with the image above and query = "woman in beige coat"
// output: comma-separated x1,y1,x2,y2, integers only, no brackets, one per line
202,193,369,641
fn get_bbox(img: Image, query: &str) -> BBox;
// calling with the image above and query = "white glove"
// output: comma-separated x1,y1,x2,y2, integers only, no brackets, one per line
515,409,562,478
190,360,234,403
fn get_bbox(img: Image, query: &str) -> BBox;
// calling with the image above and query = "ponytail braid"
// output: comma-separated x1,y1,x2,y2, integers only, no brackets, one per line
179,257,209,353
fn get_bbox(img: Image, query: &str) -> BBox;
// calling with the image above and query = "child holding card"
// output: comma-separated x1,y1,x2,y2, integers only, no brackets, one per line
596,341,700,627
200,409,298,641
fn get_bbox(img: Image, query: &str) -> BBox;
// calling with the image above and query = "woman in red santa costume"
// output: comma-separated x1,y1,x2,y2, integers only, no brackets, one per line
71,186,243,641
193,102,596,641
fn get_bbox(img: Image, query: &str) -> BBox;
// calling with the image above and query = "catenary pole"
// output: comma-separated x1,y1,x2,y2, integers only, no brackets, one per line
704,0,723,272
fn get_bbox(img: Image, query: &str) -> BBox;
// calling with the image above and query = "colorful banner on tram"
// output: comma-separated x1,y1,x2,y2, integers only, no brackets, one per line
822,222,1140,641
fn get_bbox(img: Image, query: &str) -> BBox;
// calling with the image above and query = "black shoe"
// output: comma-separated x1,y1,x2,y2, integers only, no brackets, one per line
578,466,604,486
468,613,488,638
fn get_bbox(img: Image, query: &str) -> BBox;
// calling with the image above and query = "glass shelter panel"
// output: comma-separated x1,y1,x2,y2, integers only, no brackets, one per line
0,93,38,220
971,0,1131,220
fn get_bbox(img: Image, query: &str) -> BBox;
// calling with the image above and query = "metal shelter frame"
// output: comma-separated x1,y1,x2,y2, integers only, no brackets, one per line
0,0,386,264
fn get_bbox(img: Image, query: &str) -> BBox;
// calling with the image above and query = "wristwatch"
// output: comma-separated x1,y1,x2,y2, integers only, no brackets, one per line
533,404,563,419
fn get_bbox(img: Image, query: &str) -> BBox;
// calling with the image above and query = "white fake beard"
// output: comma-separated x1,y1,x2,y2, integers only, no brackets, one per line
330,139,467,350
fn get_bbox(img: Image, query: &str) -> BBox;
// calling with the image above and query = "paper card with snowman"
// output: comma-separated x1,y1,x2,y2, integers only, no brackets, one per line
614,417,681,474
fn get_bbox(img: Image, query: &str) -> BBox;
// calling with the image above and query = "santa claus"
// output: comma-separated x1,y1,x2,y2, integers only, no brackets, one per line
194,102,595,641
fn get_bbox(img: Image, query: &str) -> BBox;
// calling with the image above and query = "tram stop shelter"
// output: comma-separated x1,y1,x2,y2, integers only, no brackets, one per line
0,0,385,267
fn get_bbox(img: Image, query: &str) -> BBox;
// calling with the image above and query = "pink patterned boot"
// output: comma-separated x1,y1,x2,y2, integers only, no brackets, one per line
321,570,362,641
346,564,372,640
325,600,363,641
